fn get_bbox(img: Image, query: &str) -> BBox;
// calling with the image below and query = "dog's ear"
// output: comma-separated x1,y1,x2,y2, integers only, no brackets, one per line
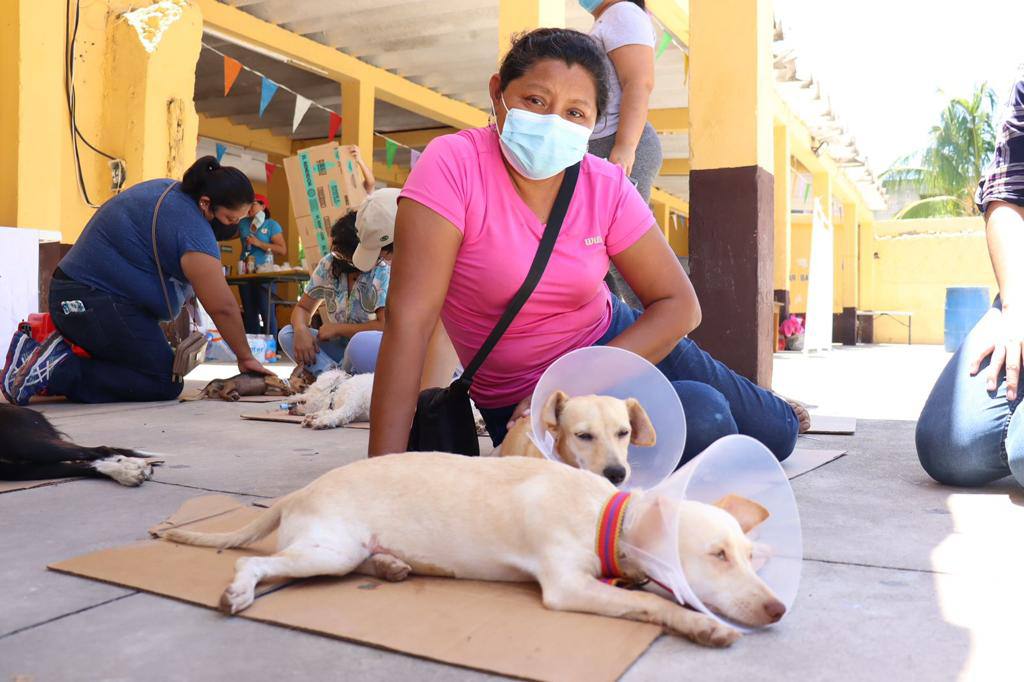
625,398,656,447
713,494,770,534
541,391,568,431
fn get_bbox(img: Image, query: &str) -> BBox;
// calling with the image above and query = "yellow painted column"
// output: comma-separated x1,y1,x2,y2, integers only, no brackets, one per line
688,0,776,386
4,0,66,231
812,170,833,224
341,79,375,173
653,199,671,242
498,0,565,62
773,124,792,293
840,201,859,309
103,2,203,193
0,0,21,227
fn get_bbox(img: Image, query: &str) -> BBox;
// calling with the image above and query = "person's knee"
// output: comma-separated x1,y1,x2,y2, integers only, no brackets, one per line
915,414,990,487
673,382,738,463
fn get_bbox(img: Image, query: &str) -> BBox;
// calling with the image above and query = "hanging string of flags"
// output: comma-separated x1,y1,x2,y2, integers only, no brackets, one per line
203,42,422,184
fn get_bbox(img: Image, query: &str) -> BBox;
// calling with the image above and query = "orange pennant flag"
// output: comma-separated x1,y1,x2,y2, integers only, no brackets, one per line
223,56,242,96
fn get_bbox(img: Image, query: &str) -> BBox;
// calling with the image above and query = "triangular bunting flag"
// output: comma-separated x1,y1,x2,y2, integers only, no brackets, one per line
655,31,672,60
385,139,398,168
328,112,342,141
223,56,242,96
410,148,421,170
259,77,279,118
215,143,227,162
265,162,276,184
292,96,313,133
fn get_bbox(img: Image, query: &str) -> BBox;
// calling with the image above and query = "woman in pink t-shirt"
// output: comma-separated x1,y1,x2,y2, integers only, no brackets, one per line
369,29,801,464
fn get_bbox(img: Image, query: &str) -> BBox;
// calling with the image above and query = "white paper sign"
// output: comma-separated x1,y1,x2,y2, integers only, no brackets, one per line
0,227,41,356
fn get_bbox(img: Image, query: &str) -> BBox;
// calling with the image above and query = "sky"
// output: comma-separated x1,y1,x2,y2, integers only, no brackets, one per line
773,0,1024,173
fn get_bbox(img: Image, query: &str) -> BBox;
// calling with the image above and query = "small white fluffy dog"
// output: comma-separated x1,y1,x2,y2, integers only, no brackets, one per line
289,369,373,430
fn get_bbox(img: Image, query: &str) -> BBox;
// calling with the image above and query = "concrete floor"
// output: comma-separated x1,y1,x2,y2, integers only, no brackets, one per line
2,345,1021,681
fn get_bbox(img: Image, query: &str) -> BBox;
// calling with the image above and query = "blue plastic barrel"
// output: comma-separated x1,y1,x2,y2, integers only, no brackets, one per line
944,287,991,352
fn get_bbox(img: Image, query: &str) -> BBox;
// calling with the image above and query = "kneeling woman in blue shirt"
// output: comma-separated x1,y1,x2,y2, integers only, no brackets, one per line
1,156,270,405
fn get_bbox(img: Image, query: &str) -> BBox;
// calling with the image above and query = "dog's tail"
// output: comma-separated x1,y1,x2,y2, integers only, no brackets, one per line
160,496,289,549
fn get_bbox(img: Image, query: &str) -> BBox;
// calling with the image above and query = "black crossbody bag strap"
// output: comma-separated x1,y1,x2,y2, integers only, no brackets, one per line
457,161,580,386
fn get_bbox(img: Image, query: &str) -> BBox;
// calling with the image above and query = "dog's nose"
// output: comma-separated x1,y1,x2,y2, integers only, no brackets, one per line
763,599,786,623
602,465,627,485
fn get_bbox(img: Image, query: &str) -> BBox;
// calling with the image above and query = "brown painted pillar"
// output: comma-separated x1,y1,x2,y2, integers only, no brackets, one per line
688,0,776,387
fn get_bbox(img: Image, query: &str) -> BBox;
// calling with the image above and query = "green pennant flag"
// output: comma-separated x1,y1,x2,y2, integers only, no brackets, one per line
655,31,672,60
385,139,398,168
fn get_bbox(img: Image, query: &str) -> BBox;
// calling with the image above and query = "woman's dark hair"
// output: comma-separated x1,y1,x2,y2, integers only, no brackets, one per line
261,206,272,220
181,156,255,210
625,0,646,9
498,28,610,118
329,211,360,280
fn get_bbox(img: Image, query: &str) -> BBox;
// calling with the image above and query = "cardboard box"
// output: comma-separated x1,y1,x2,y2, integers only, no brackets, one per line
283,142,351,221
295,214,328,270
336,145,369,208
50,495,661,681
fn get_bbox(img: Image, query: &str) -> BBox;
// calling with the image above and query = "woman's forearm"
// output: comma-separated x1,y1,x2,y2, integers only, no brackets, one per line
615,81,652,152
986,201,1024,308
369,318,433,455
324,319,384,338
605,296,700,364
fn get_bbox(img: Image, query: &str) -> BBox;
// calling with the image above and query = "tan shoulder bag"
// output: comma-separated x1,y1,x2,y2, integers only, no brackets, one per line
151,182,209,381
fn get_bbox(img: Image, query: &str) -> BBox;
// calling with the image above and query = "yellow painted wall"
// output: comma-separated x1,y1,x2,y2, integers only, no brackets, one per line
0,0,201,241
861,217,996,345
788,216,812,314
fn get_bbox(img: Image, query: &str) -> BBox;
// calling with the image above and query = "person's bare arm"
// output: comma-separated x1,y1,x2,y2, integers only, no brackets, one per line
369,200,460,455
320,311,386,340
608,226,700,361
345,145,376,194
420,319,459,391
245,232,286,257
971,201,1024,400
290,293,323,366
606,44,655,176
181,252,269,375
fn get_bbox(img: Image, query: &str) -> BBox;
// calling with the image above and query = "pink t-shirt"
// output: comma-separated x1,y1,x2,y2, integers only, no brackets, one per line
400,126,655,408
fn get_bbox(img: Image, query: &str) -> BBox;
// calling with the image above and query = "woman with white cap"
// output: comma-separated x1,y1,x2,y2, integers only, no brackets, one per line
277,188,397,377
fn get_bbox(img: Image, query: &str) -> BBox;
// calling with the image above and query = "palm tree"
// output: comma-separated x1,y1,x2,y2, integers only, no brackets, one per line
882,83,999,218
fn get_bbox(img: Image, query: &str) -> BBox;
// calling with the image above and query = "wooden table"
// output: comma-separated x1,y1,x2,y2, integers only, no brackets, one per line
226,269,310,335
856,310,913,345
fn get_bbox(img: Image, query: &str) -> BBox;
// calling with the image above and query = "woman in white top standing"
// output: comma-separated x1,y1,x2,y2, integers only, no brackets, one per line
580,0,662,307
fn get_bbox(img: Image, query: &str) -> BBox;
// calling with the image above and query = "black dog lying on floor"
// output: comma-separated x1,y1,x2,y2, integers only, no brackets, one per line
0,404,158,486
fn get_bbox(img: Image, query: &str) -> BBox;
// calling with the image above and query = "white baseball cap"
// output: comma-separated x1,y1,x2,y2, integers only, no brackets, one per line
352,188,400,271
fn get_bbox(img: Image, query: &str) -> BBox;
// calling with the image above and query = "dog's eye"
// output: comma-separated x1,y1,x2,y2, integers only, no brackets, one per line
616,429,630,439
575,433,594,441
715,550,727,562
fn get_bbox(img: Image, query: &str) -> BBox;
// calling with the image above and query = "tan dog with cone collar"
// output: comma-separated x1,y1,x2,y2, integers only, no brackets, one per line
497,390,656,485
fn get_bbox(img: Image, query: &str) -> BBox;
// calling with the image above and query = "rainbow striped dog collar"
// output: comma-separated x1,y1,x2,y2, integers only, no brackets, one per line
596,491,635,586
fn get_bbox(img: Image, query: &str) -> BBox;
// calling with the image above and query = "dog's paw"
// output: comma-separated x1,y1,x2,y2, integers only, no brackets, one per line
689,619,741,648
366,554,412,582
302,414,338,430
93,456,153,486
219,583,255,614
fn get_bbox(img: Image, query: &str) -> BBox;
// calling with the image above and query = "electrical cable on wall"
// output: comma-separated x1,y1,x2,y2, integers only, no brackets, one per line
66,0,126,208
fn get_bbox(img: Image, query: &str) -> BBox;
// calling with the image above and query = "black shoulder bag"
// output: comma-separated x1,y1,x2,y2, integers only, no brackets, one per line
407,161,580,456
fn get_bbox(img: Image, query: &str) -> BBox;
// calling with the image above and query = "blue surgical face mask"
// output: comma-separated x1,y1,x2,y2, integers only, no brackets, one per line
496,95,593,181
578,0,604,12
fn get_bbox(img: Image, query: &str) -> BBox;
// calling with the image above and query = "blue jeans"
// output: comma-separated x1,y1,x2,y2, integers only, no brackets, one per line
479,296,799,464
917,298,1024,487
278,325,347,376
238,282,277,338
46,277,182,403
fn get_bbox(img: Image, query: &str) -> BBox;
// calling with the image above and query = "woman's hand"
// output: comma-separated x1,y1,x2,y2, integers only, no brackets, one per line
293,327,319,366
506,397,532,430
237,355,273,376
970,305,1024,401
246,234,263,248
608,143,636,178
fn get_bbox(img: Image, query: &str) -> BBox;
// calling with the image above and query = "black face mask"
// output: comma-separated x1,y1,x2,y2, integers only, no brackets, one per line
210,219,238,242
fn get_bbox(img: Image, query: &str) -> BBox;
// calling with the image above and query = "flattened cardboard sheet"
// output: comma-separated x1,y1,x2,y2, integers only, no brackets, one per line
807,415,857,435
51,495,660,682
180,390,290,403
240,410,370,429
782,448,846,478
0,478,75,494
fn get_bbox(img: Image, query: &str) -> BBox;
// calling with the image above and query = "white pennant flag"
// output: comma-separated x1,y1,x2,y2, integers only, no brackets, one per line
292,95,313,133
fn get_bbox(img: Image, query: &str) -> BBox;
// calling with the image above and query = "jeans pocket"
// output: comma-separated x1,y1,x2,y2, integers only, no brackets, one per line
53,307,110,356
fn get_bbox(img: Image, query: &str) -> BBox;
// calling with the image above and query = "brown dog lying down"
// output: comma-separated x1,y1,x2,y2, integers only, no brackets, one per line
194,373,292,401
162,453,785,647
498,391,656,485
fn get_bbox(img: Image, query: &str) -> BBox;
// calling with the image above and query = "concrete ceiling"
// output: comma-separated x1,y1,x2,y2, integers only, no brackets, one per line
197,0,691,199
